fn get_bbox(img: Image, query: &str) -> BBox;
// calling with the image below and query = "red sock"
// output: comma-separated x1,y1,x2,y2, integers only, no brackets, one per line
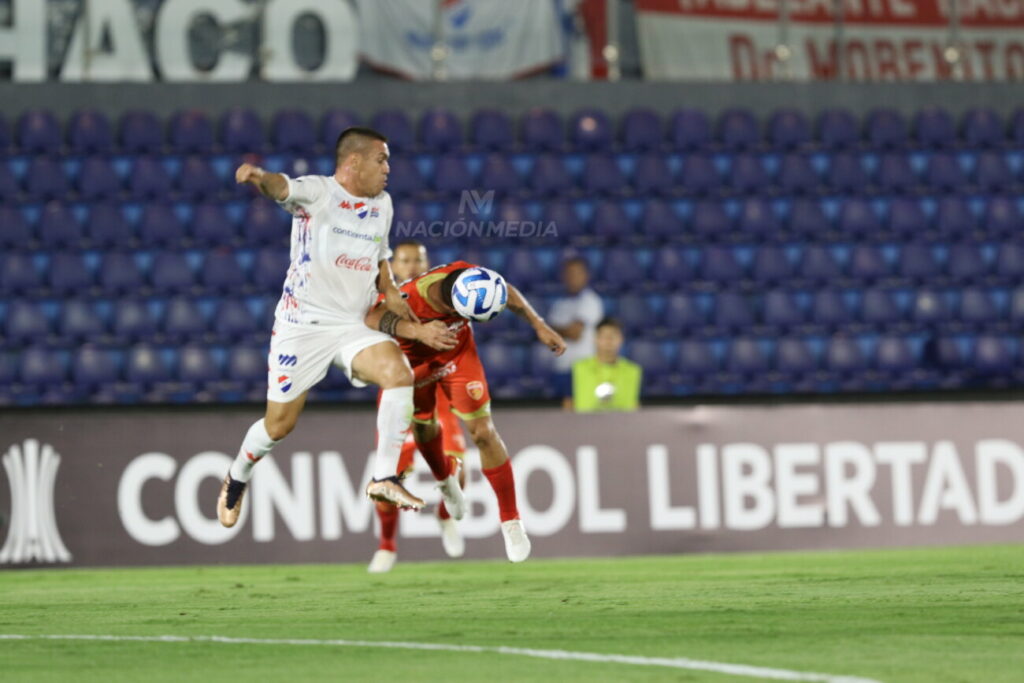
483,459,519,522
377,502,399,552
437,501,451,520
417,431,452,481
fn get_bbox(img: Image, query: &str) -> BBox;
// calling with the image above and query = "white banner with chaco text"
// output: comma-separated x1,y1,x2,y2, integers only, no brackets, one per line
636,0,1024,81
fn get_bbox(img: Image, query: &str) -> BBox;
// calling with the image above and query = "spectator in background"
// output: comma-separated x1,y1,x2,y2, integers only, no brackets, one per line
572,317,641,413
548,256,604,409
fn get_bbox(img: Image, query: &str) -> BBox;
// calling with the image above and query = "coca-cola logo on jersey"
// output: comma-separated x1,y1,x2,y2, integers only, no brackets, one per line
335,254,372,271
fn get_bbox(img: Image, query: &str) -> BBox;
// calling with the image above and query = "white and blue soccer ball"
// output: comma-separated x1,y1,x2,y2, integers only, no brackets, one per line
451,267,508,322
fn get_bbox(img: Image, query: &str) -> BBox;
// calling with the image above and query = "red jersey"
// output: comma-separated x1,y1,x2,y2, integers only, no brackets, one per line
386,260,477,366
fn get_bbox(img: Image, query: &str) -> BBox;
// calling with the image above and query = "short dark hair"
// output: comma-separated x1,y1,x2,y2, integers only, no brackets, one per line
562,256,588,271
394,239,425,251
596,316,622,332
335,126,388,165
440,268,468,309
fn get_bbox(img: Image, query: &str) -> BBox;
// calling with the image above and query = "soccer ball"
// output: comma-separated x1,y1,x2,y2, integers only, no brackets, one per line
451,267,508,322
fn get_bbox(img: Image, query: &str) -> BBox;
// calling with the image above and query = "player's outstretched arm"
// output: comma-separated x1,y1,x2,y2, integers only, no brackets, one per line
235,163,289,201
377,260,419,323
507,285,567,356
365,305,457,351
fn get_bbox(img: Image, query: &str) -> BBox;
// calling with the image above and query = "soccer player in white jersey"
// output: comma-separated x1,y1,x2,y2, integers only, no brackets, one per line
216,127,458,528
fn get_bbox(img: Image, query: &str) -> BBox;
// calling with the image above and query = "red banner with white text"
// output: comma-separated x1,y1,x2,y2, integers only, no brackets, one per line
636,0,1024,80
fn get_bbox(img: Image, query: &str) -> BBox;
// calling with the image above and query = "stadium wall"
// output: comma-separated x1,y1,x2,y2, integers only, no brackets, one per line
2,81,1023,121
2,403,1022,568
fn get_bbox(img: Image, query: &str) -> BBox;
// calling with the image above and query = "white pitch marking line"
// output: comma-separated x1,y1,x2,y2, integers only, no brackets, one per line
0,633,883,683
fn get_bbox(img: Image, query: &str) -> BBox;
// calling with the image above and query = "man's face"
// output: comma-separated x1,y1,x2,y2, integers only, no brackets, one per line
351,140,390,197
595,325,623,359
391,244,429,282
562,261,589,294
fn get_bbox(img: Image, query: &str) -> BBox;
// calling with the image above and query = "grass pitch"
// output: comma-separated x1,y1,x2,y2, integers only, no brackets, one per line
1,545,1022,682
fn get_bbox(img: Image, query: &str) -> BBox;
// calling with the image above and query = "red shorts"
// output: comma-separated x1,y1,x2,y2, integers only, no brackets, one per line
412,343,491,424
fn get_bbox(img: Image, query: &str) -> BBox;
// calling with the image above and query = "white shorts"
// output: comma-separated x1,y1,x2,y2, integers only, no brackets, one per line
267,319,396,403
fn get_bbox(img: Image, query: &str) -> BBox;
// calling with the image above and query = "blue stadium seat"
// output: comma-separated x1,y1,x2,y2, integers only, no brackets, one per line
827,153,869,193
469,109,514,151
887,197,927,239
254,248,289,292
973,336,1015,374
370,110,415,152
478,342,527,382
875,153,918,193
569,108,613,152
947,243,989,283
668,108,712,151
914,108,955,149
725,337,769,375
651,248,692,290
4,301,51,344
798,245,843,283
98,253,145,295
227,345,266,384
1011,108,1024,146
601,247,648,291
974,152,1015,192
738,198,779,240
680,154,720,195
875,336,916,373
162,297,207,340
678,339,719,376
910,290,950,326
866,109,908,149
583,154,626,196
419,108,462,153
630,340,674,375
640,200,682,243
837,198,881,238
528,155,574,197
49,252,94,295
72,347,119,388
983,196,1022,237
962,108,1004,148
0,253,43,294
730,154,769,194
662,293,705,334
543,200,585,245
717,108,759,150
787,199,829,238
119,110,163,154
768,109,811,150
591,200,633,244
0,162,19,202
178,345,221,384
77,157,121,201
20,348,66,387
958,288,1000,327
898,243,941,282
621,108,662,152
775,337,818,375
138,203,185,247
178,157,222,201
88,204,135,250
68,110,113,154
126,344,172,384
690,201,731,240
320,108,360,150
479,154,522,196
385,156,426,197
712,291,755,330
0,206,32,249
169,110,214,154
191,203,237,247
17,110,61,154
129,158,173,200
520,108,563,152
860,288,902,326
38,203,84,245
1010,288,1024,326
0,113,8,151
826,336,868,374
25,158,68,202
220,107,263,153
213,300,259,341
112,300,157,342
60,301,106,342
776,154,820,195
630,154,672,197
934,197,975,238
202,251,248,293
812,290,854,328
848,244,891,282
613,294,656,337
150,252,196,294
995,243,1024,283
816,108,859,150
432,155,475,196
762,290,805,330
925,153,967,192
751,245,793,284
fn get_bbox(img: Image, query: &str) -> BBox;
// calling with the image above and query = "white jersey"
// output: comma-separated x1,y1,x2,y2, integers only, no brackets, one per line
274,174,393,326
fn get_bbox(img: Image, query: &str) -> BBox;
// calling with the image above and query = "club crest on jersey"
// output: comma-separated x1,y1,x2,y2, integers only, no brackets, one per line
466,381,484,401
354,202,368,219
277,374,292,393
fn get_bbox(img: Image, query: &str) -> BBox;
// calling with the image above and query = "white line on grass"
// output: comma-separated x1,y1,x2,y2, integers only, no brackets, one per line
0,633,883,683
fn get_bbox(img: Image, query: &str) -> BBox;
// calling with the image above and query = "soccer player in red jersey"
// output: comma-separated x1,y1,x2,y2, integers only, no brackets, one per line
366,260,566,563
369,242,471,573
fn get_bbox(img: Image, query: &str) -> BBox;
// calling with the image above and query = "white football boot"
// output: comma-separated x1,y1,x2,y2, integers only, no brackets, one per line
436,473,465,520
438,514,465,558
367,549,397,574
500,519,531,563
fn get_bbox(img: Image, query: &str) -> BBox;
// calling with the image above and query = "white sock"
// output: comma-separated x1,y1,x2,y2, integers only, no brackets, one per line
229,419,280,483
375,386,414,479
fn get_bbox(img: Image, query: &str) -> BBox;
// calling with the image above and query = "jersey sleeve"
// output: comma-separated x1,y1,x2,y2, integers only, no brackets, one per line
277,175,328,215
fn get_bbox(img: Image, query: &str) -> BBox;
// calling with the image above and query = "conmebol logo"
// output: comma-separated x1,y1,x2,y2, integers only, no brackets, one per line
0,439,72,564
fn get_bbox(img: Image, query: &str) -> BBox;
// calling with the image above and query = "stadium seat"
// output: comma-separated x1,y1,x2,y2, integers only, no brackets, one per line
677,339,719,376
150,252,196,294
269,110,316,153
48,252,94,295
725,337,769,375
776,154,820,195
169,110,214,154
866,109,908,149
768,109,811,150
202,251,248,293
875,153,919,193
162,297,207,340
87,204,134,249
668,108,712,151
974,152,1015,192
958,288,1000,327
432,155,475,196
717,108,759,150
762,290,805,330
77,157,121,201
613,294,656,337
898,243,942,282
775,337,818,375
138,203,185,247
212,300,259,341
712,291,755,330
19,348,65,387
639,200,682,243
816,108,859,150
738,198,779,240
826,336,868,374
419,108,462,153
68,110,113,154
17,110,61,154
621,108,662,152
910,290,950,326
98,253,145,295
112,300,157,342
591,201,634,244
838,198,882,238
632,154,674,197
680,154,720,195
848,244,891,282
60,300,106,343
227,345,266,384
0,206,32,249
220,107,263,153
253,248,290,292
528,155,574,197
962,108,1004,148
4,301,51,344
651,248,692,290
887,197,927,239
690,201,731,240
798,245,843,284
477,343,527,382
582,154,626,196
25,158,68,202
730,154,769,194
601,247,648,291
751,245,793,283
0,253,43,294
370,110,415,152
661,293,704,334
0,162,19,202
983,196,1022,237
129,158,173,200
178,157,222,200
569,108,613,152
913,107,955,149
860,288,902,326
38,203,84,246
827,153,869,193
191,203,237,247
925,153,967,192
875,336,916,373
787,199,829,238
469,109,514,151
72,347,119,388
934,197,975,239
994,243,1024,283
385,156,426,197
119,110,163,154
479,154,522,196
178,345,221,384
630,340,675,375
810,289,854,328
521,108,563,152
319,108,361,150
126,344,172,384
973,336,1015,374
946,243,989,283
